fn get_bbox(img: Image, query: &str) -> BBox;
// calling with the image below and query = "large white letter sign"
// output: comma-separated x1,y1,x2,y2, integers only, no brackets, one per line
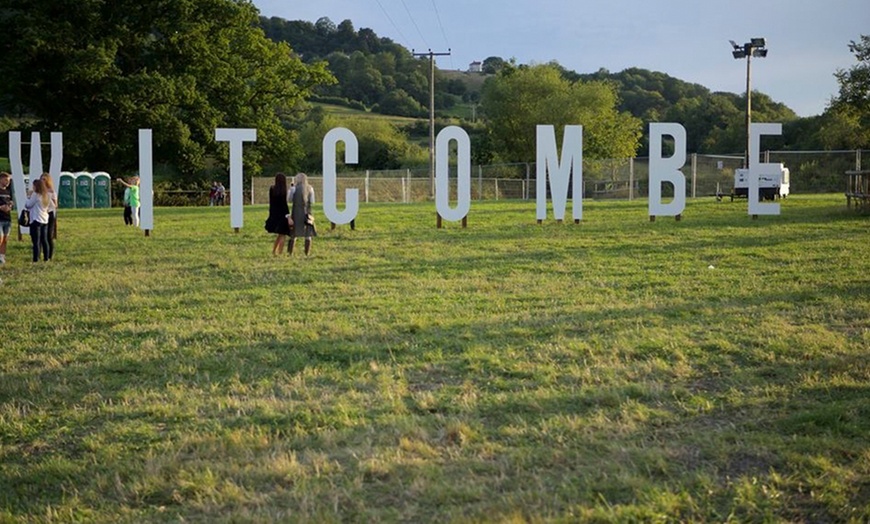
648,123,686,219
138,129,154,233
215,128,257,229
9,131,63,232
435,126,471,222
748,123,783,216
536,125,583,223
322,127,359,225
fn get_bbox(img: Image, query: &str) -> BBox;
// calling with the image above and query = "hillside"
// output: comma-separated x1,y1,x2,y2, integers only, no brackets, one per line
257,15,837,157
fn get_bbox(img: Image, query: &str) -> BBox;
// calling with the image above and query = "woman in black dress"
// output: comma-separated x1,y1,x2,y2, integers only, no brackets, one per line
265,173,291,255
288,172,316,256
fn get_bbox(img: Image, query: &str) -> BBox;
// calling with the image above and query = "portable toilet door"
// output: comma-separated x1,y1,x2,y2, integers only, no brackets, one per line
58,172,76,209
779,166,790,198
92,172,111,208
74,172,94,209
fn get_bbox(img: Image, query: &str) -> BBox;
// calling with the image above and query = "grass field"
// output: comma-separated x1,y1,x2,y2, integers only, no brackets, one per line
1,195,868,522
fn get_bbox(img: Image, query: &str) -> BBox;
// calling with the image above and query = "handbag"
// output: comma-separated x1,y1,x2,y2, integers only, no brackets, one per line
305,213,315,226
18,209,29,227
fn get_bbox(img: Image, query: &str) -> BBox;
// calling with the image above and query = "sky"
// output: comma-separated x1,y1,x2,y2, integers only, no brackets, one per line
251,0,869,118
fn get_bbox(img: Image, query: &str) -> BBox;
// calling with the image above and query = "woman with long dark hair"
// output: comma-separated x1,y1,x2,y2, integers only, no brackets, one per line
264,173,291,255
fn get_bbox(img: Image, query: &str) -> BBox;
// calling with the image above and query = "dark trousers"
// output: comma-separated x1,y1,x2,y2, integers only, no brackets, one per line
124,205,133,225
29,221,49,262
46,211,56,260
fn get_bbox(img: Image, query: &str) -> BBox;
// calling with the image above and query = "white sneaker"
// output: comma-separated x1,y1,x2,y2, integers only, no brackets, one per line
0,254,5,264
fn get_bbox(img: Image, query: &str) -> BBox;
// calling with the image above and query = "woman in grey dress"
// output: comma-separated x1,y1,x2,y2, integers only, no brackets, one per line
288,172,316,256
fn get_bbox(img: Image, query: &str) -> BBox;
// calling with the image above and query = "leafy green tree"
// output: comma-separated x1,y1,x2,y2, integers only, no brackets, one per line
480,64,642,162
373,90,425,118
820,35,870,149
482,57,508,75
298,114,425,171
0,0,333,177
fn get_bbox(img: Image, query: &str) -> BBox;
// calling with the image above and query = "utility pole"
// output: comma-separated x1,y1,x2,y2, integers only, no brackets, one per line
413,48,451,198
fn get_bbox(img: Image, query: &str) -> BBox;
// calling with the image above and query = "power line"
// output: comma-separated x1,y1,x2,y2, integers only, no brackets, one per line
400,0,429,50
372,0,411,48
430,0,454,69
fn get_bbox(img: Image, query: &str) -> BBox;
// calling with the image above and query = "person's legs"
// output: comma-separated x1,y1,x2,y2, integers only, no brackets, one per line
30,223,44,262
132,206,140,227
39,224,50,261
0,221,9,263
304,236,311,256
288,237,296,255
46,212,55,260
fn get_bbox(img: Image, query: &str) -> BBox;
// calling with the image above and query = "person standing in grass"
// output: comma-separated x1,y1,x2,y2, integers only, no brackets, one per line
215,182,226,206
123,184,133,225
0,172,13,264
40,173,58,260
116,176,140,227
288,172,316,256
24,178,50,262
265,172,291,255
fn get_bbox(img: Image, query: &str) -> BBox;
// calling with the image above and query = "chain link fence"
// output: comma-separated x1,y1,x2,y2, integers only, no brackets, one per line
250,150,864,205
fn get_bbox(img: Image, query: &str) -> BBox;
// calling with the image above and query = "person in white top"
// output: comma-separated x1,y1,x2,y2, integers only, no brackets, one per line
24,178,51,262
40,173,59,260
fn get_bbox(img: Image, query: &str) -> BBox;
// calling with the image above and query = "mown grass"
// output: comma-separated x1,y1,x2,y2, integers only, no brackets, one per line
1,195,868,523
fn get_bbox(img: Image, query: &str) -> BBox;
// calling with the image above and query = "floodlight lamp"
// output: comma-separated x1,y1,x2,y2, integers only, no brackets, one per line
732,50,746,59
729,39,740,50
752,48,768,58
751,37,766,48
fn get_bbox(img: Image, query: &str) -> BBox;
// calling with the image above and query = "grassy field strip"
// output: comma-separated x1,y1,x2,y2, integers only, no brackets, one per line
0,195,868,522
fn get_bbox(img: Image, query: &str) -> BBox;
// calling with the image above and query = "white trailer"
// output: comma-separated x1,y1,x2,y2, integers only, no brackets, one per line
731,163,789,201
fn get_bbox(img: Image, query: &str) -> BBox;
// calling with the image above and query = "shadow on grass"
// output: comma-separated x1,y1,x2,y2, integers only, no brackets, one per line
2,280,867,520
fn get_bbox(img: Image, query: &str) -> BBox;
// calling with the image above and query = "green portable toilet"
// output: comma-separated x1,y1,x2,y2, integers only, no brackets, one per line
58,172,76,209
92,172,111,208
75,172,94,209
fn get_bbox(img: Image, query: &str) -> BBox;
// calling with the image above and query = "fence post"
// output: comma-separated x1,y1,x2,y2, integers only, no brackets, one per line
478,165,483,200
495,178,499,201
365,170,370,204
629,157,635,201
691,153,697,199
857,149,862,171
250,176,254,205
525,163,531,200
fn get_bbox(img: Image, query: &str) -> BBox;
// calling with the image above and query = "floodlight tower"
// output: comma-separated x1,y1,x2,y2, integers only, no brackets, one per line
730,38,768,168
